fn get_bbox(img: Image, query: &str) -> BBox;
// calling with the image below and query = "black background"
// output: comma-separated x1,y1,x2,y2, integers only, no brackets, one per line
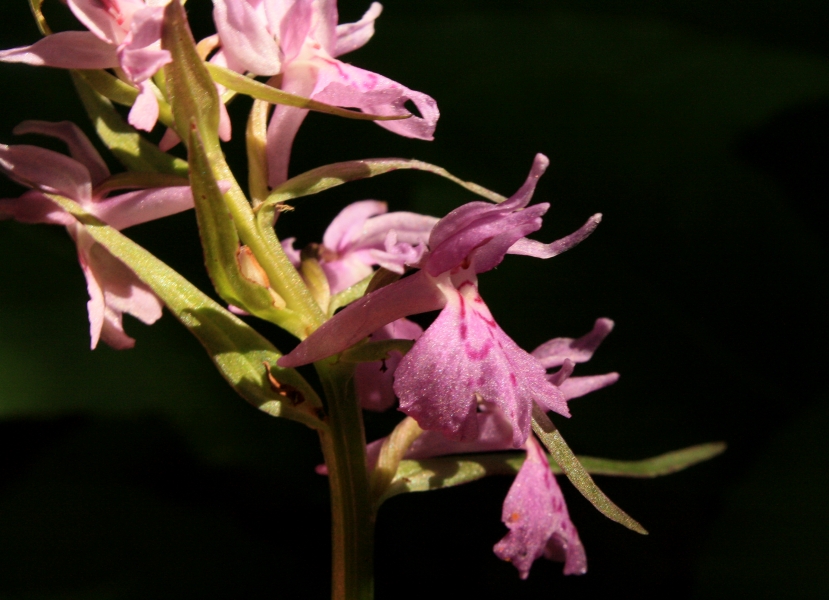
1,1,827,598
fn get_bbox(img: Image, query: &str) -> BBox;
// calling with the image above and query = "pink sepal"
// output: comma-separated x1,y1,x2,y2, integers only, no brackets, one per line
0,32,119,69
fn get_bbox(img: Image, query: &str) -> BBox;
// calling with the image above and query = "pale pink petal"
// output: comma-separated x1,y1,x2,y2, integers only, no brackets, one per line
558,373,619,400
494,436,586,578
117,6,170,84
127,81,160,132
0,144,91,202
0,32,118,69
321,256,375,295
278,269,446,367
281,237,301,266
13,120,109,186
67,0,143,44
355,318,423,412
358,211,438,248
334,2,382,56
158,128,181,151
311,60,439,140
322,199,387,252
88,185,194,230
508,214,602,259
266,68,315,186
278,0,314,61
0,190,75,226
531,318,615,369
214,0,283,75
395,275,568,447
75,225,163,350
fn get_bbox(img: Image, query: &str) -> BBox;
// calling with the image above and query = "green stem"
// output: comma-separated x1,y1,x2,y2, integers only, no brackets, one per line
316,358,375,600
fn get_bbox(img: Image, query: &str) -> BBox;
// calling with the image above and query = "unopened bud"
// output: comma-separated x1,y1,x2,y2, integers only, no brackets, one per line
237,246,287,309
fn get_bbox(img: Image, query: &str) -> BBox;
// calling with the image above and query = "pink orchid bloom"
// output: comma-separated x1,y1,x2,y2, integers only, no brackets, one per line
0,120,195,349
282,199,437,294
494,435,587,578
0,1,172,132
212,0,440,186
279,154,603,447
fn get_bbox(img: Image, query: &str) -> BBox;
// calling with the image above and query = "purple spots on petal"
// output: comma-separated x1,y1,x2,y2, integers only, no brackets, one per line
510,372,517,387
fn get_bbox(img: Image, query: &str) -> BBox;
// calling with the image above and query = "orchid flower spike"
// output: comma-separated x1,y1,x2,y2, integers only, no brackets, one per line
279,154,603,447
0,0,172,132
0,121,195,349
212,0,440,185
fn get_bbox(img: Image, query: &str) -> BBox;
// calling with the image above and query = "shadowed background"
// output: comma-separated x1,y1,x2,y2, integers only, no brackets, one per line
1,1,827,598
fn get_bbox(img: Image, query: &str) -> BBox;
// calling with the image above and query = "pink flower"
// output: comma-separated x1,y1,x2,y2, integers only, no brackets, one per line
282,199,437,294
494,435,587,578
0,120,195,348
279,154,603,447
0,1,172,131
212,0,440,185
355,317,422,411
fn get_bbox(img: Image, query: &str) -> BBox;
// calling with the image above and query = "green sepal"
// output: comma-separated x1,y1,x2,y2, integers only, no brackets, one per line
162,0,323,337
71,71,188,177
328,274,373,316
44,193,326,431
532,404,648,535
378,442,725,505
188,122,307,332
77,69,176,131
205,63,411,123
340,339,415,363
27,0,50,35
263,158,509,208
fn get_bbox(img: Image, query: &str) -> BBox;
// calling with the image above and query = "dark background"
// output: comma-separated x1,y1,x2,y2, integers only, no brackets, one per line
1,1,828,598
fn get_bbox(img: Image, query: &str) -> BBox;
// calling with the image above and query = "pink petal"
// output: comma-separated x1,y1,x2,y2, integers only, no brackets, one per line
493,436,586,578
508,213,602,259
334,2,382,56
88,185,194,230
73,224,163,350
0,190,75,226
394,275,568,447
266,69,315,186
322,200,388,252
355,318,423,412
558,373,620,400
0,144,91,203
531,318,615,369
13,120,110,186
117,6,170,84
278,0,314,61
311,60,439,140
67,0,142,44
213,0,283,75
127,81,160,132
0,31,118,69
278,269,446,367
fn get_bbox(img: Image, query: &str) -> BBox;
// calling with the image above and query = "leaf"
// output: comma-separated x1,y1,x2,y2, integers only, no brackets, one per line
27,0,50,35
205,63,411,122
162,0,323,337
70,71,188,177
263,158,508,207
378,442,724,503
45,193,326,431
531,404,648,535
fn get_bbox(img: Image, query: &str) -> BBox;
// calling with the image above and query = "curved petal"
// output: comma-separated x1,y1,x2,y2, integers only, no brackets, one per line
0,144,91,202
88,185,194,230
322,199,388,252
214,0,283,75
0,32,118,69
68,0,142,44
127,81,160,132
531,318,615,369
508,213,602,259
266,69,315,186
117,6,170,84
558,373,619,400
0,190,75,226
278,269,445,367
13,120,110,186
311,60,439,140
334,2,382,56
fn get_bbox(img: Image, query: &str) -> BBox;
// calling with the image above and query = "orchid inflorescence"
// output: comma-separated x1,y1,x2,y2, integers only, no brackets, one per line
0,1,723,597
